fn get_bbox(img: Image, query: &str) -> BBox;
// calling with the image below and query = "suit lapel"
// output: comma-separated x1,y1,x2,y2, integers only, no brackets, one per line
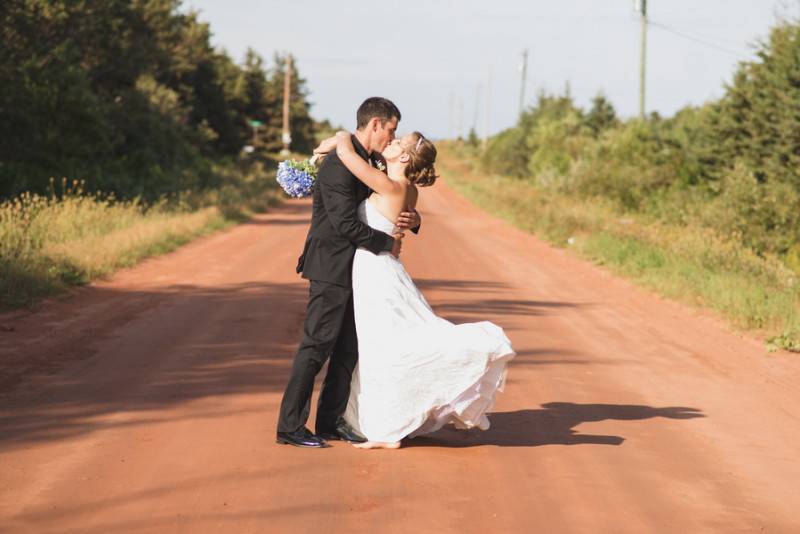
351,136,374,198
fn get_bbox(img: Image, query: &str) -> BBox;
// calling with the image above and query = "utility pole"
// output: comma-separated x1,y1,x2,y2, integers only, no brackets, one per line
456,97,464,141
280,55,292,156
636,0,648,119
519,49,528,117
483,67,492,149
472,83,481,134
448,92,455,140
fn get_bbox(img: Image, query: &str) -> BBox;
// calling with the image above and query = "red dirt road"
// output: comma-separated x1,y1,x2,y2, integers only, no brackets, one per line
1,180,799,533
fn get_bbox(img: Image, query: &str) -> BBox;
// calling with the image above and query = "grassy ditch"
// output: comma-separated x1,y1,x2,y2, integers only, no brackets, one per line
439,145,800,353
0,163,282,310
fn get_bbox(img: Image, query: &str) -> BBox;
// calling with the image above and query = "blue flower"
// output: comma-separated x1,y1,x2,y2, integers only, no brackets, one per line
276,159,317,198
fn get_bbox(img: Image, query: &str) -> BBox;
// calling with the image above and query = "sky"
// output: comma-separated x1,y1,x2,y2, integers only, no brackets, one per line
184,0,798,139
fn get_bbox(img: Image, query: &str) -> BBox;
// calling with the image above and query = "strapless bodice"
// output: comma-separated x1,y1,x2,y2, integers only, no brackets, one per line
358,199,396,234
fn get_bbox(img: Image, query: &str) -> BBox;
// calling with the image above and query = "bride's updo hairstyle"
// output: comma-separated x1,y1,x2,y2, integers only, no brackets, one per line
404,132,438,187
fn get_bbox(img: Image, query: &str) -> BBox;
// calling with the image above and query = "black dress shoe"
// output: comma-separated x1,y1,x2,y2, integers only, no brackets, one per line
276,427,329,448
317,420,367,443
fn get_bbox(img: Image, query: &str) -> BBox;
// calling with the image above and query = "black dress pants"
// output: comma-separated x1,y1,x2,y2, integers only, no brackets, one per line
277,280,358,433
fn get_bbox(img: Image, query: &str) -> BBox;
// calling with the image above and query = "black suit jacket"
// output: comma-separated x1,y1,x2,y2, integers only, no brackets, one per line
296,136,395,287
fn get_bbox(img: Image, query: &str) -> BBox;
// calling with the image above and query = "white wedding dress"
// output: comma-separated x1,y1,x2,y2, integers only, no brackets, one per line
343,199,515,443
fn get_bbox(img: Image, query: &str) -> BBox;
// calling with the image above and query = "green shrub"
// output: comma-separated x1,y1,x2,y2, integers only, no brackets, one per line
526,110,591,181
482,127,529,178
702,164,800,255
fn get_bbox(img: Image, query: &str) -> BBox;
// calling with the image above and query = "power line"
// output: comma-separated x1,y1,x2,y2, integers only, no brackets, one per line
649,20,750,59
653,22,749,47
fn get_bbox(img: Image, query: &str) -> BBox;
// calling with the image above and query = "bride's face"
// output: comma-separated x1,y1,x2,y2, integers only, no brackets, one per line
381,133,417,161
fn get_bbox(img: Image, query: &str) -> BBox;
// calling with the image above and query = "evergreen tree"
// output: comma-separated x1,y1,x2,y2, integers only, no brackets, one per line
711,19,800,190
0,1,320,199
584,93,619,136
467,128,480,147
705,18,800,253
236,48,272,154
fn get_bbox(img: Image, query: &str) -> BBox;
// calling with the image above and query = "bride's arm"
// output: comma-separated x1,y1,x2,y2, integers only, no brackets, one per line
335,132,403,196
313,135,337,157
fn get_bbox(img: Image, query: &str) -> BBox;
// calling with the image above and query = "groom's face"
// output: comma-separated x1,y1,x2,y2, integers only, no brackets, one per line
372,116,399,153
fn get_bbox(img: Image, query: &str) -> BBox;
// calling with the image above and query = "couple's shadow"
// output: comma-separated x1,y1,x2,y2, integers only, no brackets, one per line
406,402,704,448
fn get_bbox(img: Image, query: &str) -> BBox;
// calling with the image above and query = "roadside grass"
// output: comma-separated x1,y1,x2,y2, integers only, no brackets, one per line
439,144,800,352
0,163,282,311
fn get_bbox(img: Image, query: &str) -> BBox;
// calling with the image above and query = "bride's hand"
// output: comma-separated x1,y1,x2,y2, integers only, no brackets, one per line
396,209,420,230
335,130,356,155
313,135,338,155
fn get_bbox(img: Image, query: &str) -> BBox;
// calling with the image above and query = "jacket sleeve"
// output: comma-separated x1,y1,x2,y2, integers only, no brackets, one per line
318,156,395,255
411,215,421,235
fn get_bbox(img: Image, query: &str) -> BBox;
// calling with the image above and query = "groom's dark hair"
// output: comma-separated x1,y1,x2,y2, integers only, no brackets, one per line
356,97,401,129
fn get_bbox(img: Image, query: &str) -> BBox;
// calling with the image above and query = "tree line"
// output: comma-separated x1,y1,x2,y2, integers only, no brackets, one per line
0,0,317,200
474,17,800,269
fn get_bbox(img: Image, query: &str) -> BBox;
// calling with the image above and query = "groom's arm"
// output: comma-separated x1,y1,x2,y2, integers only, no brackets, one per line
319,157,395,255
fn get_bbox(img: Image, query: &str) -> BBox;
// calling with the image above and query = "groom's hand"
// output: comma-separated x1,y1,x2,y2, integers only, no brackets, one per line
395,209,420,230
390,232,405,258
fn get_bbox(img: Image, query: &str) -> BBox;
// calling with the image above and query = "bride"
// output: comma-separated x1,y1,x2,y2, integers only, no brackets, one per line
316,130,515,449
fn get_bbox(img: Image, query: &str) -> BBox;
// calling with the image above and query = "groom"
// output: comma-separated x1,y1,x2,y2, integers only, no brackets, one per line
276,97,421,448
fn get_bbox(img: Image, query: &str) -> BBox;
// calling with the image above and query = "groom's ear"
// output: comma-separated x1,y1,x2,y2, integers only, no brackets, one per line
368,117,381,132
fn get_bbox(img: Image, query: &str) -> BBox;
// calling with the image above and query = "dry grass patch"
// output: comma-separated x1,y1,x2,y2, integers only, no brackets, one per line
1,171,280,309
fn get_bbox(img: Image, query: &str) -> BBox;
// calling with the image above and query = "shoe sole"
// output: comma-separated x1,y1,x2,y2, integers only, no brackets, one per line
317,434,367,444
275,438,328,448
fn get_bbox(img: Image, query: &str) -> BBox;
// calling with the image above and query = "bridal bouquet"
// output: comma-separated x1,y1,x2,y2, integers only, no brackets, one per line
276,157,319,198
